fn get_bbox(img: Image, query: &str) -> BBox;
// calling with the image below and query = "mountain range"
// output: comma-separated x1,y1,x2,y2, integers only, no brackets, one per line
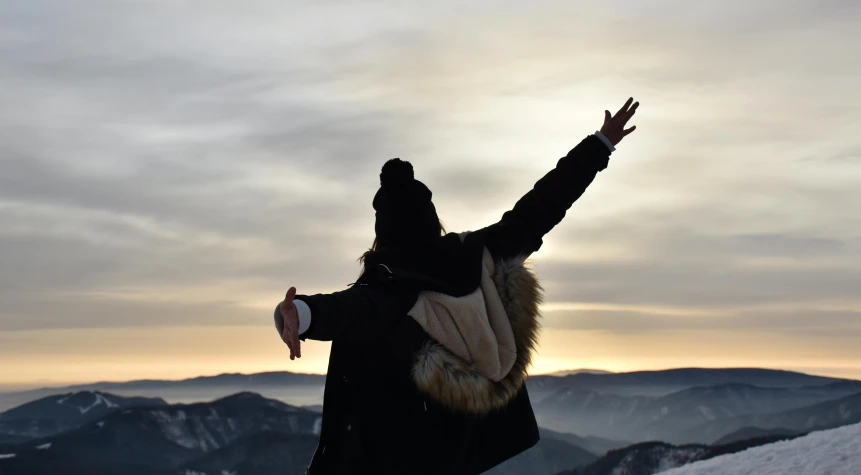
0,391,599,475
534,380,861,442
543,369,616,377
0,372,327,413
0,391,166,443
525,367,847,399
2,367,847,413
2,388,837,475
676,390,861,443
2,368,860,475
0,392,321,475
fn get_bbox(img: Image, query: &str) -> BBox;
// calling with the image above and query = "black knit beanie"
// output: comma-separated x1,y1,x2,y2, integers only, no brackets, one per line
372,158,440,248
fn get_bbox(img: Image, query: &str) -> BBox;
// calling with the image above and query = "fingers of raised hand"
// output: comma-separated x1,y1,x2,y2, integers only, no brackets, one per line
618,100,638,123
604,110,611,124
627,101,639,117
623,125,637,137
616,97,634,117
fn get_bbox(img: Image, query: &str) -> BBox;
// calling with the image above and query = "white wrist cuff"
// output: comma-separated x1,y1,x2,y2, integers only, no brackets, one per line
594,131,616,152
293,299,312,336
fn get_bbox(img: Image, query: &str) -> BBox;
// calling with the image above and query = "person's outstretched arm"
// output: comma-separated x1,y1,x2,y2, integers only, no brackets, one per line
478,98,639,261
274,283,419,358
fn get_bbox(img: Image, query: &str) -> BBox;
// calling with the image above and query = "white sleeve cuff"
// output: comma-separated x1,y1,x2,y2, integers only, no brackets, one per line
594,131,616,152
293,299,312,336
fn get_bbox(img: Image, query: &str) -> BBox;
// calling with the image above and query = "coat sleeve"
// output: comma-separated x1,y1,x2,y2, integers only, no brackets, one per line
286,284,420,341
476,134,611,261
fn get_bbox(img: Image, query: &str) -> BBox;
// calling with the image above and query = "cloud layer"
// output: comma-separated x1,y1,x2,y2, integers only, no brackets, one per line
1,0,860,384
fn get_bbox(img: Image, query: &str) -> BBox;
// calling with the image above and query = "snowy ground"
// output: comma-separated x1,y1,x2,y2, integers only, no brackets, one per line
660,422,861,475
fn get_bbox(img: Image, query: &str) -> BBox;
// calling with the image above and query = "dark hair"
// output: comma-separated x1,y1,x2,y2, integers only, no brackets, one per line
357,220,447,277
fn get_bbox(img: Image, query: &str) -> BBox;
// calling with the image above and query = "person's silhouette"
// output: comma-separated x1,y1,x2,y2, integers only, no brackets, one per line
276,98,639,475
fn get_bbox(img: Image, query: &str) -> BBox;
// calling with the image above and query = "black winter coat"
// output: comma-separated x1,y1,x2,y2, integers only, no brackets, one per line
279,135,611,475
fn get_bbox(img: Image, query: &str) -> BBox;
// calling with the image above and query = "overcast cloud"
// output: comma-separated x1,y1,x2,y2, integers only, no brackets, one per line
1,0,860,385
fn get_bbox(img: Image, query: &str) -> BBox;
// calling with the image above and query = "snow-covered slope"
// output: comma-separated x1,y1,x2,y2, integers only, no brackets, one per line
660,422,861,475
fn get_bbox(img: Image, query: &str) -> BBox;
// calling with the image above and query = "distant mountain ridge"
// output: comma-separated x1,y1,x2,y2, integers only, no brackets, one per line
2,367,852,414
538,428,629,456
2,367,848,401
0,391,166,442
0,391,167,422
677,390,861,443
14,371,327,393
0,392,322,475
1,367,856,454
527,367,850,399
712,426,801,445
544,369,615,377
3,385,861,475
0,391,597,475
533,380,861,442
0,371,327,412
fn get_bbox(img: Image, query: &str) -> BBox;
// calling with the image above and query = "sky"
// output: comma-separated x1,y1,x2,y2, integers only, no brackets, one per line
1,0,860,390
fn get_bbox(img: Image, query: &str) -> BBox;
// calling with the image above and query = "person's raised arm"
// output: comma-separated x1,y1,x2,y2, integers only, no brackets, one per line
478,98,639,260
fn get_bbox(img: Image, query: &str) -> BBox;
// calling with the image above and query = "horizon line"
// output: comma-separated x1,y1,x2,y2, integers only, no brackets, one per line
4,365,856,394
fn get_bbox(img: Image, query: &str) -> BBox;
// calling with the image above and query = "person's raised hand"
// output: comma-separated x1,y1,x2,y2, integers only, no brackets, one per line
600,97,639,146
279,287,302,360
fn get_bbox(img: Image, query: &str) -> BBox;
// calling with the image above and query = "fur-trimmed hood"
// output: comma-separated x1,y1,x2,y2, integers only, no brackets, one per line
353,230,543,416
408,233,543,416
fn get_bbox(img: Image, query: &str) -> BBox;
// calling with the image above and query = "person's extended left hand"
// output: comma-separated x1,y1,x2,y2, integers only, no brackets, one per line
279,287,301,360
600,97,639,146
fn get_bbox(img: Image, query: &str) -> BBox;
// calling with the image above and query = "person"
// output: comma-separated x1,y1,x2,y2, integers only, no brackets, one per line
275,98,639,475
